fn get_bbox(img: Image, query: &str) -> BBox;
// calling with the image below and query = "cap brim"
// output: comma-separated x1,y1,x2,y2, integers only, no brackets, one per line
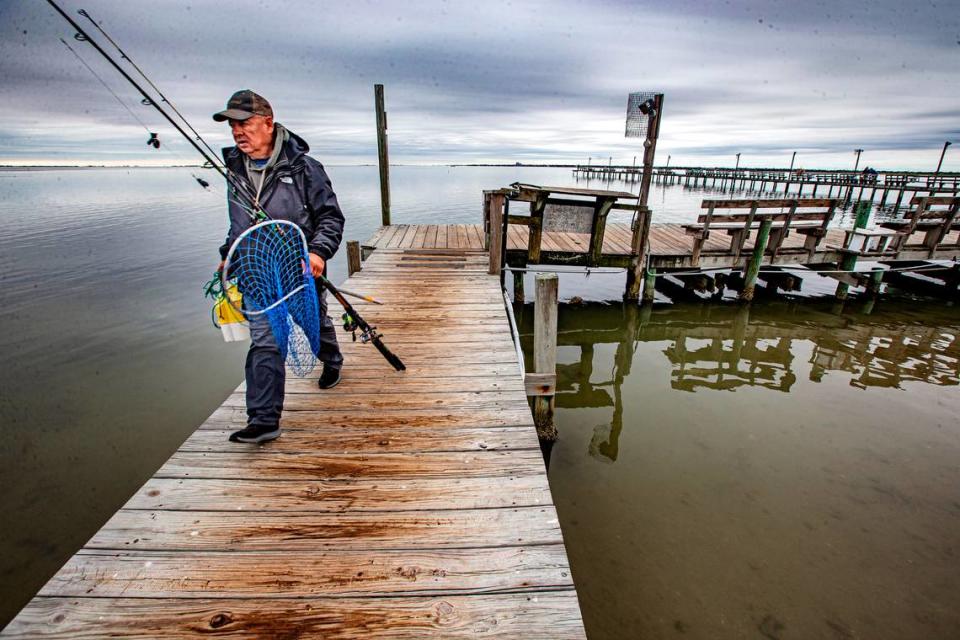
212,108,255,122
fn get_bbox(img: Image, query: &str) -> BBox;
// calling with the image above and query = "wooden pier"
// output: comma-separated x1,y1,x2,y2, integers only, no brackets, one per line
3,246,586,638
574,165,959,214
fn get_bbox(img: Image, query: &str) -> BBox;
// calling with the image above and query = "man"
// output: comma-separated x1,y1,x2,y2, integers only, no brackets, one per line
214,89,345,444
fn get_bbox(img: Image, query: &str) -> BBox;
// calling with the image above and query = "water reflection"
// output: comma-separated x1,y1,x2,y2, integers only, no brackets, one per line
519,300,960,464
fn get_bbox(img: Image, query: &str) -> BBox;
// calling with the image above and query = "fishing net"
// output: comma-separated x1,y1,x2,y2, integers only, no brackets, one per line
222,220,321,376
625,91,657,139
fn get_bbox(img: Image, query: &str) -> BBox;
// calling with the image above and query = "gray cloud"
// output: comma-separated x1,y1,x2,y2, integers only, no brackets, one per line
0,0,957,169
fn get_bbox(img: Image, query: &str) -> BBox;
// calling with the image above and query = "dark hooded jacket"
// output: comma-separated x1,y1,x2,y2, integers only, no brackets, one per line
218,126,345,262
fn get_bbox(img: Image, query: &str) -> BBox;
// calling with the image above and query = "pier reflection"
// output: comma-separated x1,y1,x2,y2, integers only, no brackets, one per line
518,300,960,462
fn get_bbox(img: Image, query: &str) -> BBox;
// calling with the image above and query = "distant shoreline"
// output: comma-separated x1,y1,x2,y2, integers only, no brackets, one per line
0,163,577,170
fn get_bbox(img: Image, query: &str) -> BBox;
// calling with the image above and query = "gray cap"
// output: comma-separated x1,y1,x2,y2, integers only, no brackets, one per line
212,90,273,122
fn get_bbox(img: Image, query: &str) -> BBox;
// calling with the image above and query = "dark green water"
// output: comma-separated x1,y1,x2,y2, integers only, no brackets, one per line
2,167,958,637
518,299,960,639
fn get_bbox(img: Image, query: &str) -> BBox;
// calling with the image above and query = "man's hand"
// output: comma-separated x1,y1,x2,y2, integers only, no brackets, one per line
308,253,326,278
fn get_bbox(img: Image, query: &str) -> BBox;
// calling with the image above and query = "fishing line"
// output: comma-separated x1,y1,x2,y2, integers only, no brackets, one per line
59,37,151,135
77,8,226,168
49,0,403,369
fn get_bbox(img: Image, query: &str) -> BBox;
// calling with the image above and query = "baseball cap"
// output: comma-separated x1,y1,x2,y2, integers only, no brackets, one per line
212,90,273,122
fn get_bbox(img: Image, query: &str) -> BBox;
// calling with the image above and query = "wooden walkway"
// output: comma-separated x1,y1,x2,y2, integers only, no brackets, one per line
4,247,586,638
367,223,960,270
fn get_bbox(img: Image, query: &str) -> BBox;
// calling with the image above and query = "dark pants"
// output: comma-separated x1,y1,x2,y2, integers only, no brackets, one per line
245,284,342,428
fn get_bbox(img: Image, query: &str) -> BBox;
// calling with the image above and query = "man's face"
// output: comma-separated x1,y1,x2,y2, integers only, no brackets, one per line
229,115,274,158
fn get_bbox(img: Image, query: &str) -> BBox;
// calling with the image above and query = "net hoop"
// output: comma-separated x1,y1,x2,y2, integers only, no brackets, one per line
221,219,310,318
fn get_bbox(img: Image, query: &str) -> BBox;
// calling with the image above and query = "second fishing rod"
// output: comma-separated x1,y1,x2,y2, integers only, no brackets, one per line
48,0,404,371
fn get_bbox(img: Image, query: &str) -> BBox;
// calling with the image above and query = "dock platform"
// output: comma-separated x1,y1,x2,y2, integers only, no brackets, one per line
366,223,959,269
4,245,586,638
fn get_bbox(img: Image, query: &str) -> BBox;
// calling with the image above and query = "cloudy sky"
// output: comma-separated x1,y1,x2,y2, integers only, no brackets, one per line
1,0,957,169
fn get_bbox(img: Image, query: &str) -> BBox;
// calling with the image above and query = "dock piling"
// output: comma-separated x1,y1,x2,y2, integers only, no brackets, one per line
346,240,362,276
374,84,391,226
642,267,657,303
488,192,505,276
739,219,772,302
835,201,871,300
533,273,558,442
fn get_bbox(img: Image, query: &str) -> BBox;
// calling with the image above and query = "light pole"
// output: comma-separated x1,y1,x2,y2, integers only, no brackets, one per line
666,154,671,169
935,141,952,175
789,151,796,172
735,153,741,171
854,148,864,172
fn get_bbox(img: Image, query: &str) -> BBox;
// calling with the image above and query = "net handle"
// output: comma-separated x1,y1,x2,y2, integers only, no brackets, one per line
221,219,312,317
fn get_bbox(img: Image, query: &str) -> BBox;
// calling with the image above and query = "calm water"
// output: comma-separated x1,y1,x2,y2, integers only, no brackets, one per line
1,166,958,637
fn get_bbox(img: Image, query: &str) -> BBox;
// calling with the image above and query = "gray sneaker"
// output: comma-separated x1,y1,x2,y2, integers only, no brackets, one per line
229,423,281,443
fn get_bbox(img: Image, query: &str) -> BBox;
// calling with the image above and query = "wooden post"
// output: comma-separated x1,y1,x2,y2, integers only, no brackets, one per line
533,273,558,442
642,267,657,303
835,201,871,299
513,270,525,303
346,240,362,276
488,192,505,276
739,219,772,302
374,84,391,226
624,205,652,300
866,268,884,295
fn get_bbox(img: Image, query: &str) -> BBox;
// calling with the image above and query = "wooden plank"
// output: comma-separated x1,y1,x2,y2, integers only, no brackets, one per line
469,224,485,250
220,391,530,412
154,449,546,480
5,593,587,639
701,198,837,208
182,425,538,454
40,545,575,598
86,506,565,552
126,475,554,512
204,406,535,430
412,225,429,249
254,375,525,395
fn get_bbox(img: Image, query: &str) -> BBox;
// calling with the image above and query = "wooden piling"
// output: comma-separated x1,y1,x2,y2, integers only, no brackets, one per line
867,267,884,295
488,192,505,276
835,201,871,300
374,84,391,226
642,267,657,303
624,205,652,301
346,240,362,276
533,273,558,442
739,219,772,302
513,270,525,303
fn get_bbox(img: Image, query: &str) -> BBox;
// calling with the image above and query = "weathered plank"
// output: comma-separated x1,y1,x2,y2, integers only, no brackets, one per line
182,424,539,454
5,593,587,639
154,449,546,480
41,546,574,598
86,506,565,551
125,475,554,512
204,406,535,429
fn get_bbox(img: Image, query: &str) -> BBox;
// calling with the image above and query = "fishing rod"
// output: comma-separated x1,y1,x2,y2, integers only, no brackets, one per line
49,0,404,370
77,7,225,166
45,0,263,214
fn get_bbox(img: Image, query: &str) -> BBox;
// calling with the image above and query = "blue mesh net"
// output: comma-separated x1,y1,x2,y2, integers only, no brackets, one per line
223,220,322,376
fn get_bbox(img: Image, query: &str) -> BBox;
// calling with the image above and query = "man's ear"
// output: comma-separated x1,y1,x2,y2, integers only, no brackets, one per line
265,115,275,132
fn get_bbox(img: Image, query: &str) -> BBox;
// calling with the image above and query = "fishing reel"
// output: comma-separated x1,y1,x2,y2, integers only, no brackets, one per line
341,313,381,344
342,312,358,339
